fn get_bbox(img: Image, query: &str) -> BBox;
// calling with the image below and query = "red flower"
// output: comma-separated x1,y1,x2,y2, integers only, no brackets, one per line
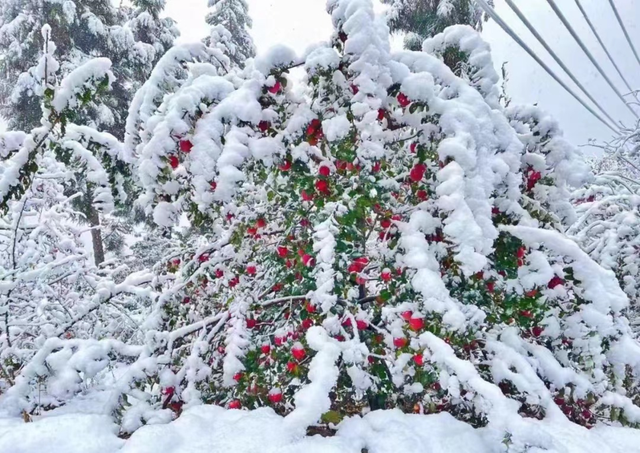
355,275,366,285
401,310,413,321
246,265,257,276
285,259,293,268
182,297,191,304
397,92,411,107
356,320,368,330
305,301,316,313
377,109,385,121
247,227,257,236
408,317,425,331
486,281,495,293
410,143,417,153
261,344,271,354
339,31,348,42
292,344,306,361
268,81,282,94
301,318,313,330
256,218,266,229
302,254,315,267
380,218,391,229
275,336,286,346
301,190,314,201
272,283,283,292
277,246,288,258
520,310,533,318
268,390,283,403
532,326,544,337
179,139,193,153
381,269,392,282
517,247,527,259
198,254,209,263
336,160,347,172
315,179,329,194
210,181,217,191
228,277,239,288
351,84,359,94
287,361,298,373
372,161,381,173
233,372,243,382
229,400,241,409
416,189,428,201
525,289,538,298
279,160,292,171
413,354,424,367
162,386,175,396
526,169,542,191
169,155,179,169
548,276,564,289
307,119,322,137
319,165,331,177
393,337,408,348
258,121,271,133
409,163,426,182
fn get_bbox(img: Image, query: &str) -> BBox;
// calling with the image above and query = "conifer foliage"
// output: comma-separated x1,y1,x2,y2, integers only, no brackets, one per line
1,0,639,445
205,0,256,66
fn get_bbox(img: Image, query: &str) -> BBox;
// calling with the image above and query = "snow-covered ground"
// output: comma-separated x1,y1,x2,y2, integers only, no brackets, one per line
2,394,640,453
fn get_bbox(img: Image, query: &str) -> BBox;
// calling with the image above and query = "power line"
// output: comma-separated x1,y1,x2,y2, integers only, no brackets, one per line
545,0,638,119
473,0,619,133
607,0,640,69
574,0,635,95
504,0,620,130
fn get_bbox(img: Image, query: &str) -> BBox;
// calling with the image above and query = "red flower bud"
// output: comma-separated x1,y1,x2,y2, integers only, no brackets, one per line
292,344,306,361
319,165,331,177
413,354,424,367
393,337,408,348
548,276,564,289
410,163,426,183
397,92,411,108
277,246,288,258
268,390,283,403
261,344,271,354
408,317,425,332
229,400,241,409
179,139,193,153
279,159,292,171
268,81,282,94
169,155,179,169
246,265,257,276
258,121,271,133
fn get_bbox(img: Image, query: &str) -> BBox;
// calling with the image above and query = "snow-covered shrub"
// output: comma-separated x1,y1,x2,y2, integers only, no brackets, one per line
2,0,639,444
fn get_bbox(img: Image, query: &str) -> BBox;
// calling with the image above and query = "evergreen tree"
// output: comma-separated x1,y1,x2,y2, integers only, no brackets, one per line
382,0,486,50
205,0,255,66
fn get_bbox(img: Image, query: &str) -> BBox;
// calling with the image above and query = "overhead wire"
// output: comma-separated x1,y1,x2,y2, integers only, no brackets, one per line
607,0,640,69
504,0,620,129
573,0,635,96
473,0,620,133
545,0,638,119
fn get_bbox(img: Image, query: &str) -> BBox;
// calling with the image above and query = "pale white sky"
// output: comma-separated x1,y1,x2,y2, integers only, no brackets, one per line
165,0,640,149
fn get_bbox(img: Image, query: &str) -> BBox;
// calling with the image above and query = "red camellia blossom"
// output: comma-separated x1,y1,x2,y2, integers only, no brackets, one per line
413,354,424,366
256,218,266,229
277,246,288,258
416,189,428,201
233,372,243,382
198,254,209,263
520,310,533,318
274,336,286,346
372,161,381,172
401,311,413,321
525,289,538,298
356,320,368,330
351,84,359,94
380,218,391,229
182,297,190,304
287,362,298,373
548,276,564,289
408,317,425,331
410,142,417,153
526,168,542,191
302,254,315,267
279,159,292,171
393,337,408,348
302,318,313,330
268,390,283,403
210,181,217,191
397,92,411,107
268,81,282,94
215,269,224,278
246,265,257,276
162,386,175,396
169,155,179,169
247,227,257,236
228,277,239,288
315,179,329,194
246,318,257,329
409,163,426,182
229,400,241,409
532,326,544,337
179,139,193,153
261,344,271,354
319,165,331,177
307,119,322,137
377,109,385,121
292,343,306,361
381,269,392,282
486,281,495,293
258,121,271,133
301,190,314,201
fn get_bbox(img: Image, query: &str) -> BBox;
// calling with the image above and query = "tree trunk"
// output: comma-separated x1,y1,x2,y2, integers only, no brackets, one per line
89,204,105,266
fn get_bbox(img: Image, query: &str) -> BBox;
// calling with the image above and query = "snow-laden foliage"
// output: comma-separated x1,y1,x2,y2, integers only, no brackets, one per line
0,0,178,138
205,0,255,67
1,1,639,448
381,0,486,50
569,124,640,330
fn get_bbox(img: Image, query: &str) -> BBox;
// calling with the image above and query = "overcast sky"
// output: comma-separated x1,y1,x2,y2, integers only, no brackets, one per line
165,0,640,150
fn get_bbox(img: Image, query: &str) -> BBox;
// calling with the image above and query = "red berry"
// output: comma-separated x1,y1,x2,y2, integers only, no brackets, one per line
319,165,331,177
261,344,271,354
277,246,288,258
268,390,283,403
393,337,408,348
169,155,179,169
246,265,257,276
408,317,425,332
548,276,564,289
292,344,306,361
413,354,424,366
229,400,241,409
246,318,257,329
179,139,193,153
268,81,282,94
409,163,426,182
397,92,411,108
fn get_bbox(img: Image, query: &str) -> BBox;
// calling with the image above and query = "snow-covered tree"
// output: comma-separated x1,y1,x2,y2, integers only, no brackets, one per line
205,0,255,66
2,1,640,444
569,124,640,330
382,0,486,50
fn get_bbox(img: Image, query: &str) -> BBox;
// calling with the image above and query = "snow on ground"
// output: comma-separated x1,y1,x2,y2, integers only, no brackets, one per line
1,399,640,453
